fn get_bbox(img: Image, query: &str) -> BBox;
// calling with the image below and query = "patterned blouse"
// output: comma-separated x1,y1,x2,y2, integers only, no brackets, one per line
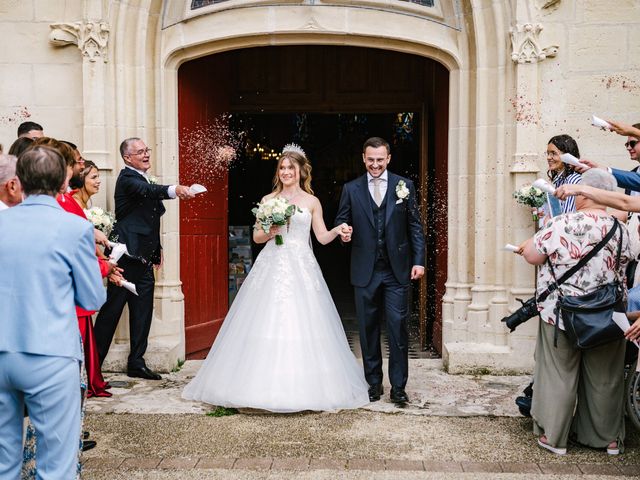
552,172,582,214
534,212,630,330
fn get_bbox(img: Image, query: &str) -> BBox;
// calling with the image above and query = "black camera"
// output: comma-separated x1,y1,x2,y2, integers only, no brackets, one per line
501,297,538,332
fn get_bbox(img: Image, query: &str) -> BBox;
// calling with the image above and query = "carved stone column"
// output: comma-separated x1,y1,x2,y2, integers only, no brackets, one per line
49,20,113,205
507,22,560,361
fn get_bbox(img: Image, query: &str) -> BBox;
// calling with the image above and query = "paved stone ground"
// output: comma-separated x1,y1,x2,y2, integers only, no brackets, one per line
81,360,640,479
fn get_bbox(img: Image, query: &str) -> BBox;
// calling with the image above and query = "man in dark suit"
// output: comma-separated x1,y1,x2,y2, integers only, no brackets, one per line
94,137,194,380
335,137,425,404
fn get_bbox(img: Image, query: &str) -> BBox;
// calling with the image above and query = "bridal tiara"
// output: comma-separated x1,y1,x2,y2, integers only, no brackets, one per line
282,143,306,158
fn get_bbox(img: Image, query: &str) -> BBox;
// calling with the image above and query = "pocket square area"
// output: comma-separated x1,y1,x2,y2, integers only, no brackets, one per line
395,199,403,204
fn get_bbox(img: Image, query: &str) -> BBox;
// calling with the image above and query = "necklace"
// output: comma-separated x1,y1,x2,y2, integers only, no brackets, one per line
280,189,302,202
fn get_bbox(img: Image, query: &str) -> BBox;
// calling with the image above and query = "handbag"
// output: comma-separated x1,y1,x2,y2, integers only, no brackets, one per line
548,217,626,349
502,220,620,332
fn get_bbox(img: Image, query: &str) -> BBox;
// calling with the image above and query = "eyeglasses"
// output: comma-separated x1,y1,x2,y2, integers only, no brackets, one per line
129,148,152,156
625,140,639,149
545,151,561,159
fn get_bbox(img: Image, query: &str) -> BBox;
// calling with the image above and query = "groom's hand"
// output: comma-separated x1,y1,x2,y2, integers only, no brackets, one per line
411,266,425,280
338,224,352,242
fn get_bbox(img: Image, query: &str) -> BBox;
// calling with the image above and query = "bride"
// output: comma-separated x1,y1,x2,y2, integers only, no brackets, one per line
182,145,369,412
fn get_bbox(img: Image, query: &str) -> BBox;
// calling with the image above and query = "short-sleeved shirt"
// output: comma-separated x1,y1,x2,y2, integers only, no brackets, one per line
534,212,630,330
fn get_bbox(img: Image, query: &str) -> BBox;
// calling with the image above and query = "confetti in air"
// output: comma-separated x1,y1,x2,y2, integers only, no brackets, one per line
0,106,31,125
179,114,245,182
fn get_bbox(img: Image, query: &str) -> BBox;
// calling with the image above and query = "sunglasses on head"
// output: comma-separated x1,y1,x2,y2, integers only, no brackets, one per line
626,140,639,149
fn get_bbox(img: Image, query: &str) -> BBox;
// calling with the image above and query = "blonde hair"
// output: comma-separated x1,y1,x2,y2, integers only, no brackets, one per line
272,151,313,194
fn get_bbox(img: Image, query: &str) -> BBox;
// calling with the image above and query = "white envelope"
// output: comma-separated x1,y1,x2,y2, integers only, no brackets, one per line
107,241,129,263
502,243,519,252
560,153,587,169
592,114,611,130
189,183,207,195
121,280,138,296
532,178,556,195
612,312,640,349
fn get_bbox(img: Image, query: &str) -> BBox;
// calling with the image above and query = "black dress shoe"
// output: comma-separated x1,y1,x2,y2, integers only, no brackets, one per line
368,384,383,402
127,366,162,380
83,431,90,440
390,387,409,404
82,440,97,452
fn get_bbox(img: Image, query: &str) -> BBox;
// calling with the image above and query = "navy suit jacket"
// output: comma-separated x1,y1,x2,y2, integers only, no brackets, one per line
0,195,105,360
612,167,640,193
335,172,425,287
113,167,172,264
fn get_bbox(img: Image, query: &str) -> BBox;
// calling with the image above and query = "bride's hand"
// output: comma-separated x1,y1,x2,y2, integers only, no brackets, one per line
336,223,352,242
268,225,281,239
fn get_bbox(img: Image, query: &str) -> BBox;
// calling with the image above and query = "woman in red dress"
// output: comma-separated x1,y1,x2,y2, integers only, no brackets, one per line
57,160,114,397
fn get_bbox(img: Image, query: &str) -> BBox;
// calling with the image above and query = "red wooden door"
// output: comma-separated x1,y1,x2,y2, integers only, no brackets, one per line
178,56,231,358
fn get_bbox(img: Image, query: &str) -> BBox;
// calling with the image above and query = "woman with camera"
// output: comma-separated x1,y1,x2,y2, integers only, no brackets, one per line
520,169,631,456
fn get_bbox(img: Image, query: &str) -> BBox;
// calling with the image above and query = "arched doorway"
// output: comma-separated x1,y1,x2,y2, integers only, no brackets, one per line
178,45,448,359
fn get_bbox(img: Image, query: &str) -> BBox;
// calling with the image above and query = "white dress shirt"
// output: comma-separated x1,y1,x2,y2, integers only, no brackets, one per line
0,199,8,211
367,170,388,203
125,165,177,199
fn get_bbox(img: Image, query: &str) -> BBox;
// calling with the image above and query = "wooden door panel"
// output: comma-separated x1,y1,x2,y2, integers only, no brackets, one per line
179,56,231,358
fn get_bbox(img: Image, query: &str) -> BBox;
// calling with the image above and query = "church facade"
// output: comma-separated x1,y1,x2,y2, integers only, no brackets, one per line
1,0,639,373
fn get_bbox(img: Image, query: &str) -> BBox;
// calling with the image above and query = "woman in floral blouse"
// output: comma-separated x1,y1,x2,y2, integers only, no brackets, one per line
546,134,582,214
520,169,631,456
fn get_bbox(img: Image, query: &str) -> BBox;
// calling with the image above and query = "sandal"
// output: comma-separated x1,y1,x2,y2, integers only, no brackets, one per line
537,436,567,455
607,441,620,455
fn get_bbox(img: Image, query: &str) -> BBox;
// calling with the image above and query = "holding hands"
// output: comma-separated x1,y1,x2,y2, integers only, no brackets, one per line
337,223,353,242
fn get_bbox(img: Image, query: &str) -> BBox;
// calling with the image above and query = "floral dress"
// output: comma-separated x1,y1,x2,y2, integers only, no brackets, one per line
534,212,631,330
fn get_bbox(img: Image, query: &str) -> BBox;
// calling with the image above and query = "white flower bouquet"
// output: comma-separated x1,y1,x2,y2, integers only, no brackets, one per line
251,197,300,245
85,206,116,237
513,185,546,221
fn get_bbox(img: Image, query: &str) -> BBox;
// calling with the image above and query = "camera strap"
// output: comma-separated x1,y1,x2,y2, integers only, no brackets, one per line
539,216,620,304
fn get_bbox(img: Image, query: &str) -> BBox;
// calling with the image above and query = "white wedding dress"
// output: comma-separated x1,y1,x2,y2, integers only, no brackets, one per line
182,207,369,412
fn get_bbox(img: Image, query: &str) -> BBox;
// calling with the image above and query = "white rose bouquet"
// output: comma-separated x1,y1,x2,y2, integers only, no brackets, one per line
85,206,116,237
252,197,300,246
513,185,546,221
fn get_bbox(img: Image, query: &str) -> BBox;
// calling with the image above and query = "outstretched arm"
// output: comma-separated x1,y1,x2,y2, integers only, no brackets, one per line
555,184,640,212
310,197,350,245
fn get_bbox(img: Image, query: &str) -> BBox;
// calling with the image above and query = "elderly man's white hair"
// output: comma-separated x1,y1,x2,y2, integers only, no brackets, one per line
0,154,17,185
580,168,617,192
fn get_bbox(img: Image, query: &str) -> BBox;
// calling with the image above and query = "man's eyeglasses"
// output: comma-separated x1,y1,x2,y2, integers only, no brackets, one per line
625,140,639,149
129,148,152,156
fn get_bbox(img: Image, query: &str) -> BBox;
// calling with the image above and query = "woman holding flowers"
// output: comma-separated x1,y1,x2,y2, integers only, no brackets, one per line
57,160,118,398
547,134,582,214
183,145,369,412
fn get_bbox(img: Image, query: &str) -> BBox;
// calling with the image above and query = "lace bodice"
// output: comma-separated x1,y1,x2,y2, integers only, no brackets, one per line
272,207,312,247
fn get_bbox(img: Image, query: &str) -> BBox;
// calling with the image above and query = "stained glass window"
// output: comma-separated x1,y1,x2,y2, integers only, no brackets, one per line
192,0,435,10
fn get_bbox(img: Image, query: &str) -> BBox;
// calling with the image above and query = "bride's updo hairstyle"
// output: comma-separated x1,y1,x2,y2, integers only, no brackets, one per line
273,144,314,195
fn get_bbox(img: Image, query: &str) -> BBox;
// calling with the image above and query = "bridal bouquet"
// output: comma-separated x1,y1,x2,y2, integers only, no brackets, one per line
513,185,546,221
85,206,116,237
252,197,299,246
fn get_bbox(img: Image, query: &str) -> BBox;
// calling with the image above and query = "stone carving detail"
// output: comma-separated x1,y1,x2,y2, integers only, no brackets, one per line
509,23,559,64
49,21,110,63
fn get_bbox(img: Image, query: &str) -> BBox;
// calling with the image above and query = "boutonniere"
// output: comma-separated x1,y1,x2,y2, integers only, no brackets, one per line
148,175,158,185
395,180,410,203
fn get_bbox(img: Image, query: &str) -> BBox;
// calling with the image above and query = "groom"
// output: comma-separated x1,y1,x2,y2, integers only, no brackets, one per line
336,137,425,404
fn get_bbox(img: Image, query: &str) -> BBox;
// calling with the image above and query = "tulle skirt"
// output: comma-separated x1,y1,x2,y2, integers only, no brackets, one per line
182,240,369,412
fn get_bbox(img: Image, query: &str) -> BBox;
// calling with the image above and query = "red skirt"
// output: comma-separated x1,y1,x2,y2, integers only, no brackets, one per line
78,315,112,398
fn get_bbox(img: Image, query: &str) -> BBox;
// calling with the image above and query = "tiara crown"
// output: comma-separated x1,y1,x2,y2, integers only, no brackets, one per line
282,143,306,158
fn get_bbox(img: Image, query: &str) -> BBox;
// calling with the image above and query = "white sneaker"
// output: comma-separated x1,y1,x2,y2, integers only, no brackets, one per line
537,437,567,455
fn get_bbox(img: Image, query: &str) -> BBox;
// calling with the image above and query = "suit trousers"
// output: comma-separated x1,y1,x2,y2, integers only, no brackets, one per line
354,266,409,388
0,352,81,480
94,256,155,370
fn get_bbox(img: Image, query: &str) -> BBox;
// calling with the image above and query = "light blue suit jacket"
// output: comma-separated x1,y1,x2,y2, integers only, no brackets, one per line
612,168,640,193
0,195,106,361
